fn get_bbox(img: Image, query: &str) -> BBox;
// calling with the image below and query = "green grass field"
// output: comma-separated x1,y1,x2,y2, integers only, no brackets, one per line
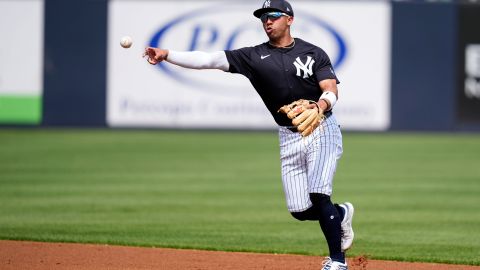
0,129,479,265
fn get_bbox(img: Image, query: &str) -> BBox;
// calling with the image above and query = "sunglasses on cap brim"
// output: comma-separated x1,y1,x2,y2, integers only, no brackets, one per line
260,12,289,23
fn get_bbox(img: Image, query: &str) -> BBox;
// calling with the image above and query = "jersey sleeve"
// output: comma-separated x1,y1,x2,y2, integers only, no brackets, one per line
314,48,340,84
224,47,255,79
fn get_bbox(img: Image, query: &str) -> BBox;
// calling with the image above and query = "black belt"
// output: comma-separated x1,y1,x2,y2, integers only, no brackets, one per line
287,126,298,132
284,111,332,132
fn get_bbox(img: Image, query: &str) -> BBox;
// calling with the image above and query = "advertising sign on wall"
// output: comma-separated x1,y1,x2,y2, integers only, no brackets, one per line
0,0,44,124
108,0,391,130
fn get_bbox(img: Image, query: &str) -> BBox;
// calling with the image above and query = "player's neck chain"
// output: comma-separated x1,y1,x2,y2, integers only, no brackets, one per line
269,39,295,49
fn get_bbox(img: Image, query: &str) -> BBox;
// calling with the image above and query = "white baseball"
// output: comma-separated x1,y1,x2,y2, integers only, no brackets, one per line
120,36,132,48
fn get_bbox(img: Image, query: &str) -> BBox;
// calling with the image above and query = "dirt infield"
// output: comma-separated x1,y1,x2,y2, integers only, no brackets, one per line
1,240,479,270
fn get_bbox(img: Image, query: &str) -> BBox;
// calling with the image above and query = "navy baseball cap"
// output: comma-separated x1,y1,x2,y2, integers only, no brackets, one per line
253,0,294,18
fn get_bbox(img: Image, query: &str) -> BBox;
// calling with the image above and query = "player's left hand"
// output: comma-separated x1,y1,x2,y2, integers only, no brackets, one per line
143,47,168,65
278,99,325,137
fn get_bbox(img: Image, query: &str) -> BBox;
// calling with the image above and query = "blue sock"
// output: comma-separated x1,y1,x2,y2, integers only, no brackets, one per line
310,194,345,264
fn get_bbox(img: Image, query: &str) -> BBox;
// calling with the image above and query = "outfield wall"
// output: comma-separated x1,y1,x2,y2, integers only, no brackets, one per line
391,1,480,131
1,0,479,131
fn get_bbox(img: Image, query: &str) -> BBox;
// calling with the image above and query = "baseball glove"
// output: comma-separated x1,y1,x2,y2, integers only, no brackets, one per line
278,99,324,137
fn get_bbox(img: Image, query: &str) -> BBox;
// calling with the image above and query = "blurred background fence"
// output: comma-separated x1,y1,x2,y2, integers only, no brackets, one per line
1,0,480,131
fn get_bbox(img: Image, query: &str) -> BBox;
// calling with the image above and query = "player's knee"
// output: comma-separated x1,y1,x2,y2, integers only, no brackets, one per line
309,193,331,206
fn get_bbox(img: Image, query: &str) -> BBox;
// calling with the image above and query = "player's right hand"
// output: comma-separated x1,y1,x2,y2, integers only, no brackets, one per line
143,47,168,65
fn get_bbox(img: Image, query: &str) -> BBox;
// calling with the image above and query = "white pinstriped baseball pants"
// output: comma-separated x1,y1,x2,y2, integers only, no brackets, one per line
278,114,343,212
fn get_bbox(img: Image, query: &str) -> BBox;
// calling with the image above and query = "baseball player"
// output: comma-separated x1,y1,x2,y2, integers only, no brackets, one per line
143,0,354,269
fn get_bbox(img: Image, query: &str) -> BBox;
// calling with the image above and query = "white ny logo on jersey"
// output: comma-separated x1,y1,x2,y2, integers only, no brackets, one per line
263,0,271,8
293,56,315,78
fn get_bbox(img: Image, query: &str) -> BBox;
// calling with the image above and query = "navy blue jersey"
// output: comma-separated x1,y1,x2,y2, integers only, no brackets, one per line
225,38,339,126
